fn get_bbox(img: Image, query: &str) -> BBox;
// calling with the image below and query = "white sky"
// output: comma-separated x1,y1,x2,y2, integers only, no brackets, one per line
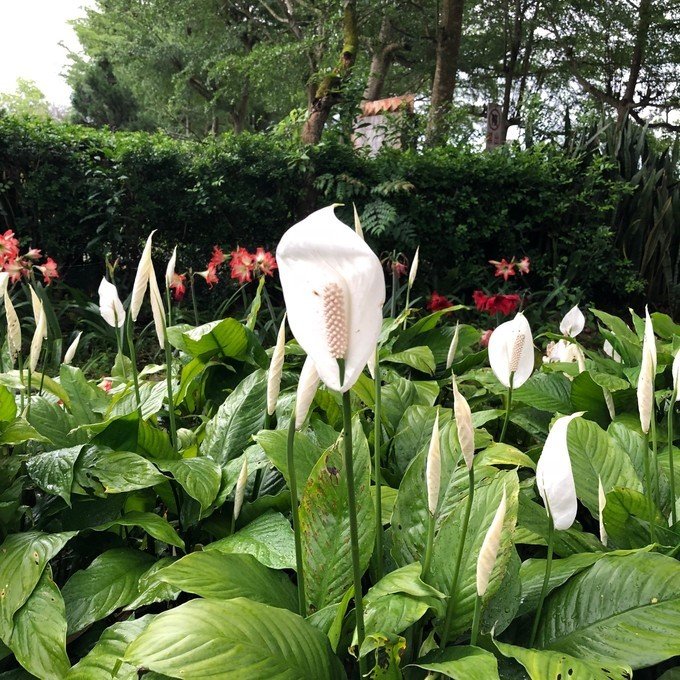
0,0,94,107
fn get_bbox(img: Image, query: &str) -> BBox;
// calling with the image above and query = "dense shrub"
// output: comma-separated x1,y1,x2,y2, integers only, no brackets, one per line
0,114,641,308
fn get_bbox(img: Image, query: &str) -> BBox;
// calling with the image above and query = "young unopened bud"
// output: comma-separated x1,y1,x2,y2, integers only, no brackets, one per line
233,457,248,521
598,476,607,547
476,488,507,596
148,264,166,349
130,231,156,322
353,204,363,239
637,307,656,434
446,322,460,370
29,287,47,339
673,349,680,402
452,375,475,469
408,246,419,288
29,304,46,372
166,246,177,291
322,282,348,359
295,357,320,430
426,410,441,515
267,316,286,416
64,331,82,366
4,292,21,364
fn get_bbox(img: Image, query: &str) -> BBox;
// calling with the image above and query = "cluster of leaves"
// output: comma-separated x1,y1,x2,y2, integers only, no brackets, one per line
0,115,644,311
0,277,679,677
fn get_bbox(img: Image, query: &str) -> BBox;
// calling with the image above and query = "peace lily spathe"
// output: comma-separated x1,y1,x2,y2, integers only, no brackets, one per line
426,410,441,515
98,278,126,328
29,302,47,372
148,265,166,349
166,246,177,290
559,305,585,337
130,231,156,321
4,291,21,364
267,316,287,416
295,356,320,430
598,476,607,547
476,488,507,596
0,272,8,298
408,246,419,288
445,322,460,370
276,206,385,393
488,312,534,389
535,412,583,530
637,306,657,434
29,287,47,339
233,457,248,521
452,375,474,469
672,348,680,402
603,339,622,363
63,331,83,366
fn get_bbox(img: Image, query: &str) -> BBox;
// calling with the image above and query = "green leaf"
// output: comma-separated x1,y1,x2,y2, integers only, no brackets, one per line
570,372,611,425
202,369,267,465
476,443,536,470
94,511,185,549
124,598,345,679
107,382,167,421
0,531,75,643
178,318,248,360
0,386,17,421
27,397,88,449
0,418,49,445
383,346,436,375
482,548,521,635
513,372,573,413
62,548,155,634
157,551,297,611
567,418,642,518
206,511,296,570
25,445,82,505
66,615,155,680
60,364,106,423
430,471,519,638
535,552,680,669
602,487,667,548
7,569,70,680
126,558,181,610
495,641,631,680
381,376,419,434
300,416,375,612
155,458,221,511
410,646,500,679
74,446,167,494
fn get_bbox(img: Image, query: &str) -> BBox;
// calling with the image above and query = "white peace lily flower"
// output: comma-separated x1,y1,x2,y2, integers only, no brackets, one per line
488,312,534,389
4,292,21,364
29,303,47,372
353,204,363,239
295,356,320,430
276,206,385,393
536,412,583,531
29,287,47,338
598,476,607,547
408,246,419,288
445,322,460,370
603,339,622,363
148,265,166,349
452,375,474,469
672,349,680,402
267,316,287,416
233,457,248,521
63,331,83,366
98,278,126,328
426,410,441,515
559,305,585,338
637,306,657,434
130,231,156,321
0,272,9,298
476,487,507,597
165,246,177,291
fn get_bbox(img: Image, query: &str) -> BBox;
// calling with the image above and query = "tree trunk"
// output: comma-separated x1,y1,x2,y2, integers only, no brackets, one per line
363,14,401,101
231,78,250,133
301,1,358,144
425,0,465,145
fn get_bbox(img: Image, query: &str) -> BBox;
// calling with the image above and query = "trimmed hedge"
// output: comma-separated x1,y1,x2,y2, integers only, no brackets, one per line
0,114,640,307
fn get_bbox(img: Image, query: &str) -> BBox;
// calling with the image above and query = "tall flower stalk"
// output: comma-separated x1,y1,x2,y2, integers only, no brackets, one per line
670,350,680,525
372,346,384,580
423,409,441,580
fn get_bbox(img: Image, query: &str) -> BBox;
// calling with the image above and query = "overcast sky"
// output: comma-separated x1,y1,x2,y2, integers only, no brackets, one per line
0,0,94,107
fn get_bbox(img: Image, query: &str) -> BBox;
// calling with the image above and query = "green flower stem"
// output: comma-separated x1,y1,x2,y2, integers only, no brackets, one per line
650,414,660,505
189,272,199,326
422,511,436,581
37,343,48,395
470,594,482,646
113,313,127,380
499,372,515,443
125,315,142,416
164,336,177,452
263,411,271,431
17,355,24,413
339,358,367,677
262,284,277,332
25,366,32,420
529,512,554,647
373,346,384,581
441,466,475,646
643,431,657,543
669,389,677,526
390,269,398,318
165,287,173,329
403,281,411,329
287,412,306,617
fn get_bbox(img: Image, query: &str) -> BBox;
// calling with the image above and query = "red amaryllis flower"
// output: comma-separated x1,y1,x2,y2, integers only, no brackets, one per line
230,247,255,284
0,230,20,264
473,290,489,312
489,258,516,281
170,272,187,301
253,247,277,278
209,245,228,269
36,257,59,285
25,248,42,261
485,293,521,316
480,329,493,347
517,256,530,275
4,258,28,284
427,291,453,312
392,261,408,278
197,265,219,287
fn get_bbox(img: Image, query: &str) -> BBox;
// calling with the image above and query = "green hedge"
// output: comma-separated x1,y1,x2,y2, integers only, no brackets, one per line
0,114,640,307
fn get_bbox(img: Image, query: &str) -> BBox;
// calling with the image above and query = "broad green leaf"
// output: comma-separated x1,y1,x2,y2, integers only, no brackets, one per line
156,458,221,511
62,548,155,634
476,443,536,470
25,445,82,505
124,598,345,679
590,372,630,392
0,386,16,421
535,552,680,669
94,511,185,549
381,376,419,433
202,369,267,465
0,418,48,445
7,569,69,680
126,558,180,610
206,511,296,570
66,615,155,680
179,317,249,360
157,551,297,611
430,471,519,638
107,381,167,421
495,641,631,680
651,312,680,339
482,548,521,635
137,420,176,460
513,372,572,413
566,418,642,518
27,397,88,449
60,364,106,423
602,487,668,548
74,446,167,494
0,531,75,643
410,646,500,679
570,372,610,425
300,416,375,612
383,346,436,375
88,413,140,451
